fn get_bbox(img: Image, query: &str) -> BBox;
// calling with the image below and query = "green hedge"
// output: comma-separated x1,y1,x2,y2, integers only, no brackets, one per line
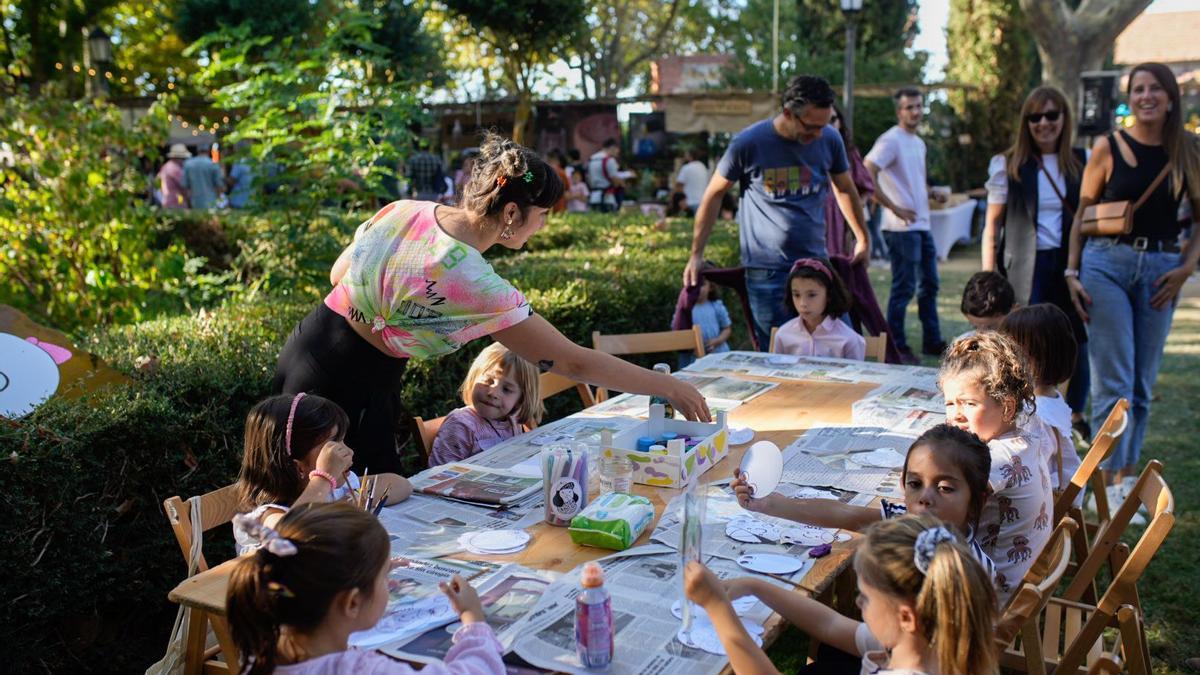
0,211,745,673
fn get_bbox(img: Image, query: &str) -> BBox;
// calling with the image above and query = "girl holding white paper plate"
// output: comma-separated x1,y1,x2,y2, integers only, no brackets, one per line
731,424,999,594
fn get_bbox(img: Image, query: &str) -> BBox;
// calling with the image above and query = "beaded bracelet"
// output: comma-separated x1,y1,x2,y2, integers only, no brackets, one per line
309,469,338,490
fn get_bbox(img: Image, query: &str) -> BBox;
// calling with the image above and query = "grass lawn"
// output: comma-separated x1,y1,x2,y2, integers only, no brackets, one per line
765,241,1199,674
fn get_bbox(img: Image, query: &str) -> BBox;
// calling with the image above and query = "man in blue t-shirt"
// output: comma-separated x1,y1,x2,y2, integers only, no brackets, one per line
683,76,870,350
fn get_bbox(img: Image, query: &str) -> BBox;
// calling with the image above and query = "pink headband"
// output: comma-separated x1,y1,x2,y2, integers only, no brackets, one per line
790,258,833,281
285,392,306,457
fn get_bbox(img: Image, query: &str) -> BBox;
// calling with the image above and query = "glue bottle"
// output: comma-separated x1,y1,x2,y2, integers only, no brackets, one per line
649,363,676,420
575,562,614,669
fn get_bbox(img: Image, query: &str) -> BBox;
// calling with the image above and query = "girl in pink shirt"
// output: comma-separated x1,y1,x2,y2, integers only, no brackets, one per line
430,343,544,466
772,257,866,360
228,502,504,675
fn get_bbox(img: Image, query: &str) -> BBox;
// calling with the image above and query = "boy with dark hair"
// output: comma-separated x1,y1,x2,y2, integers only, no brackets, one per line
960,271,1016,333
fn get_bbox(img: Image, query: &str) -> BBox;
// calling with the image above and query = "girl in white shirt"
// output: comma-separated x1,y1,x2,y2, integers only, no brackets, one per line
1000,304,1084,494
772,257,866,359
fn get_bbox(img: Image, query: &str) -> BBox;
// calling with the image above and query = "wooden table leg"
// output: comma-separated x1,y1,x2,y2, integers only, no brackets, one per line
184,608,207,675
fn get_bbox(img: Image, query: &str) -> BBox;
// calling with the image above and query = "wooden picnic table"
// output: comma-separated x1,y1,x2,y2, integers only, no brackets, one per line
169,374,884,664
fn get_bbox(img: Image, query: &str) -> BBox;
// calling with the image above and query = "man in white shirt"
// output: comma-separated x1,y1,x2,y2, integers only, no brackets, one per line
673,149,710,215
587,139,626,213
865,88,946,362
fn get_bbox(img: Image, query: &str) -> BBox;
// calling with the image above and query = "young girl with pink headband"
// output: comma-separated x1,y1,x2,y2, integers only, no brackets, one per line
232,393,412,554
771,257,867,359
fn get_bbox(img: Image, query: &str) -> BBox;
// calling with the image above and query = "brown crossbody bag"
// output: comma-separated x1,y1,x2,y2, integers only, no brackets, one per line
1080,135,1172,237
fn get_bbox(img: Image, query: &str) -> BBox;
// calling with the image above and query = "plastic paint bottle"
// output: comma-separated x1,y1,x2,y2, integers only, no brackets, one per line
635,436,656,452
575,562,614,669
649,363,676,420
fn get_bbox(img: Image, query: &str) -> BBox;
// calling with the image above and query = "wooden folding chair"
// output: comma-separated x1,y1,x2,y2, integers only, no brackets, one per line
1053,398,1130,596
768,326,779,353
163,485,242,675
863,333,887,363
591,326,704,401
1024,460,1173,675
539,370,596,408
996,517,1078,675
414,415,447,461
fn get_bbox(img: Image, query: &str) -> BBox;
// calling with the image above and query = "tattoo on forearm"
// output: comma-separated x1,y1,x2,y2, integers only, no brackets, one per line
538,359,554,373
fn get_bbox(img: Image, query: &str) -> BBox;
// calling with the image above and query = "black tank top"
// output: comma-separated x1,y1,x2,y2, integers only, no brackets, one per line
1102,130,1183,239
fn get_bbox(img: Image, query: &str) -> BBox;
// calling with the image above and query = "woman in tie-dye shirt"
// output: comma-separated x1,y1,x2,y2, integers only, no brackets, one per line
273,134,710,473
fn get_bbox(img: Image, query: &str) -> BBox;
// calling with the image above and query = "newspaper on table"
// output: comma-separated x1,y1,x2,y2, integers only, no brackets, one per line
781,446,905,499
468,415,641,471
381,493,545,544
384,563,560,663
411,463,541,507
672,372,778,402
865,383,945,413
786,423,921,457
687,351,941,390
350,557,500,649
852,399,946,435
586,392,743,418
513,552,791,675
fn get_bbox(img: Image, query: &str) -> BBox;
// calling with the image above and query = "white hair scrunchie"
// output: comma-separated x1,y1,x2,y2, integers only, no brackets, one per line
912,525,957,576
234,513,299,557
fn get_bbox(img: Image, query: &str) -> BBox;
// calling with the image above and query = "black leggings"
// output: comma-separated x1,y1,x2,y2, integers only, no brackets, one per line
273,303,410,474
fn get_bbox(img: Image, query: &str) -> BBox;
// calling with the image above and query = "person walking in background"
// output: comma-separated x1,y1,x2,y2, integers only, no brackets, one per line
182,143,225,209
226,144,255,209
866,87,946,363
825,102,874,257
982,86,1090,439
587,138,626,213
683,75,870,351
405,127,445,202
1065,62,1200,501
674,148,711,216
158,143,191,209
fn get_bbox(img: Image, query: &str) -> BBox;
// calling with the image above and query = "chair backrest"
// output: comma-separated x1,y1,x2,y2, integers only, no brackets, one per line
539,371,596,409
414,415,446,461
1054,398,1130,522
1062,459,1174,611
591,326,704,401
864,333,887,363
163,483,241,574
996,516,1078,646
768,326,779,354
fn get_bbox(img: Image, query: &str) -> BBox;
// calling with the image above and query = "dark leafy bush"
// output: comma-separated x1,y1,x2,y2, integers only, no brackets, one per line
0,211,744,673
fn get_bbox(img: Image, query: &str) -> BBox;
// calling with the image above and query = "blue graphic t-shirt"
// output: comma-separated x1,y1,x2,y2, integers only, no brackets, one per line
717,120,849,269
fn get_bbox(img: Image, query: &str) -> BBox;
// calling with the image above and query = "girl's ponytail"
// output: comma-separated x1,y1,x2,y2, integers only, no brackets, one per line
227,555,286,675
919,533,1000,675
855,514,999,675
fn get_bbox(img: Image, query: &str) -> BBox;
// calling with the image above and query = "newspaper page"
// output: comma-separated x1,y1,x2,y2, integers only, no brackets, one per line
689,351,941,390
513,553,796,675
349,557,500,648
586,392,744,418
673,372,778,402
465,415,639,471
383,564,560,663
865,383,945,413
786,424,919,456
852,399,946,435
381,493,545,541
781,448,905,499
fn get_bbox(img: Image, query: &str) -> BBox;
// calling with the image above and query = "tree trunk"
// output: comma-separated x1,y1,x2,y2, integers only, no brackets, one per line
512,93,532,145
1019,0,1153,113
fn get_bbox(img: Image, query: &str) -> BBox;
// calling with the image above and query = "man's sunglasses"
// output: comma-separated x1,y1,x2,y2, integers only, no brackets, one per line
1026,110,1062,123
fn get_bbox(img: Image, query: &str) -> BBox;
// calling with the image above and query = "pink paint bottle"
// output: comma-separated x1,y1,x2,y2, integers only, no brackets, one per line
575,562,613,669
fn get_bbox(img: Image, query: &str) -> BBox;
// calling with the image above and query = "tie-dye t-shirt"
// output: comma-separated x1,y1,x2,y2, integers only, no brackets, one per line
324,200,532,359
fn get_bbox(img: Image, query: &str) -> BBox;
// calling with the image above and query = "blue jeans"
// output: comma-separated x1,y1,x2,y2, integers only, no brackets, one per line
868,204,888,258
1080,238,1180,471
883,230,943,351
745,267,791,351
1029,248,1090,414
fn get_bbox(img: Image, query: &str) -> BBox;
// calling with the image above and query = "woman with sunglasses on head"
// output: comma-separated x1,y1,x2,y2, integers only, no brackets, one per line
1064,63,1200,499
982,86,1091,440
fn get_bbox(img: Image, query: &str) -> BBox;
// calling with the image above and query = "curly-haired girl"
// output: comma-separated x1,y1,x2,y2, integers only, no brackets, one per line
939,331,1054,601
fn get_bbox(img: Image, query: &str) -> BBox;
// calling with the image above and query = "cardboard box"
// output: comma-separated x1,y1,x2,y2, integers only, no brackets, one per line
599,404,729,489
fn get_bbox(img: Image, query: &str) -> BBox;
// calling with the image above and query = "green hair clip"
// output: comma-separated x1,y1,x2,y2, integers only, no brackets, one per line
522,170,534,183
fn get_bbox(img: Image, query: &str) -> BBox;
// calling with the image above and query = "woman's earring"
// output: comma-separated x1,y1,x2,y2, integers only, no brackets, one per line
500,227,515,240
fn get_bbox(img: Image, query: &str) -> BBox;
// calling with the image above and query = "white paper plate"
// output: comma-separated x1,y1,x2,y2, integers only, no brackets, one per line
738,441,783,498
727,427,755,445
737,553,806,575
458,530,530,554
676,622,763,655
725,516,781,543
